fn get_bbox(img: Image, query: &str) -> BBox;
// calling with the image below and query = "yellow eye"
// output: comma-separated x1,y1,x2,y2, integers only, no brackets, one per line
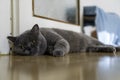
33,40,36,43
31,40,35,45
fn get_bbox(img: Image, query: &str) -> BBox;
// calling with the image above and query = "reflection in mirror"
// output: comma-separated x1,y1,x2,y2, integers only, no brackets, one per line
33,0,80,25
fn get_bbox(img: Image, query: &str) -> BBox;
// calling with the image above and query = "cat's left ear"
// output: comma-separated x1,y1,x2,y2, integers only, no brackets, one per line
7,36,17,43
31,24,40,34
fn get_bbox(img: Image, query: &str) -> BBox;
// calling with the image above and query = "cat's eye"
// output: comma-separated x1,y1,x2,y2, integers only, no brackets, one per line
30,40,36,46
31,40,36,45
31,42,34,45
32,40,36,43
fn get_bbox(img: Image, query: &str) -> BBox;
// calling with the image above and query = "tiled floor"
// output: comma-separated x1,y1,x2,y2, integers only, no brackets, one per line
0,52,120,80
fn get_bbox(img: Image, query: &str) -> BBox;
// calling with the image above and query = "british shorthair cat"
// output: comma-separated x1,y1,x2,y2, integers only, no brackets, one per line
7,24,117,56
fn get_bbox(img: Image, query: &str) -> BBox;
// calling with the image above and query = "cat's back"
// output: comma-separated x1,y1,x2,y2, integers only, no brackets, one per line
52,28,80,41
52,28,86,52
39,28,100,53
40,28,80,39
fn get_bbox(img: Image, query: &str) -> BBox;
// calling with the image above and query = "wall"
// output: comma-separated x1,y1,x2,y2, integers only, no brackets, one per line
0,0,11,54
19,0,81,34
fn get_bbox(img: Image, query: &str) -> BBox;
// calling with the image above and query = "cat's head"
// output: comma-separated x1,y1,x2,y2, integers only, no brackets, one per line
7,24,47,56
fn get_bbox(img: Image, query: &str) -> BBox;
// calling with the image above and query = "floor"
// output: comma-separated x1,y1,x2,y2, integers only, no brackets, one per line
0,52,120,80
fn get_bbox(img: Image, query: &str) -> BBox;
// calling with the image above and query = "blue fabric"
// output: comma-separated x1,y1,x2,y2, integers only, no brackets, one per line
95,8,120,46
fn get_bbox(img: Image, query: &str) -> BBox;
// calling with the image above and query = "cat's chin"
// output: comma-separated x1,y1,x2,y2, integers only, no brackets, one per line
12,53,30,56
12,52,31,56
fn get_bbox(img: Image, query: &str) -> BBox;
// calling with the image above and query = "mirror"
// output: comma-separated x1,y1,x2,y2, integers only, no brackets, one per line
32,0,80,25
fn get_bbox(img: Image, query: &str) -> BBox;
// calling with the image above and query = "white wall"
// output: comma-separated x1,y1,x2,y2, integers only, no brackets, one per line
19,0,81,34
0,0,11,54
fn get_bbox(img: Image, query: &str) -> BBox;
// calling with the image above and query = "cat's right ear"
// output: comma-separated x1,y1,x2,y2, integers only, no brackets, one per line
31,24,40,34
7,36,17,43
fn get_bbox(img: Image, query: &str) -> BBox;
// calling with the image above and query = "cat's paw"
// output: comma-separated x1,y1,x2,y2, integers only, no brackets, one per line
53,49,65,57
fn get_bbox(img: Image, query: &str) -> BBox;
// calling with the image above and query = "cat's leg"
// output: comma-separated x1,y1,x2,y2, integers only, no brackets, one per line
86,45,115,52
53,39,70,57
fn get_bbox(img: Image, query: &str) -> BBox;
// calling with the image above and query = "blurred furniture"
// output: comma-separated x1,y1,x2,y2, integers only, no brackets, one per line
83,6,97,38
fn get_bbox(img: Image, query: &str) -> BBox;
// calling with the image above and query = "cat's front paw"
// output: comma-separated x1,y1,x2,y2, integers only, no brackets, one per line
53,49,65,57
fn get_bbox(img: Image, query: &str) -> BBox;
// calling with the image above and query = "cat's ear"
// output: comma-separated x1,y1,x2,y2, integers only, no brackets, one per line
7,36,17,43
31,24,40,34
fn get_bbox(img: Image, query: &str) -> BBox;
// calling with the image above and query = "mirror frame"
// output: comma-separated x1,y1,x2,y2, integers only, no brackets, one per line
32,0,80,25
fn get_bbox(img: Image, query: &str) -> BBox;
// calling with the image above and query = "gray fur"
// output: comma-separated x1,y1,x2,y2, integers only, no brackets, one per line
7,24,104,56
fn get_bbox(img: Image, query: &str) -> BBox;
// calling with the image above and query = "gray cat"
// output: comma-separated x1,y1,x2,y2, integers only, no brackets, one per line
7,24,116,56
